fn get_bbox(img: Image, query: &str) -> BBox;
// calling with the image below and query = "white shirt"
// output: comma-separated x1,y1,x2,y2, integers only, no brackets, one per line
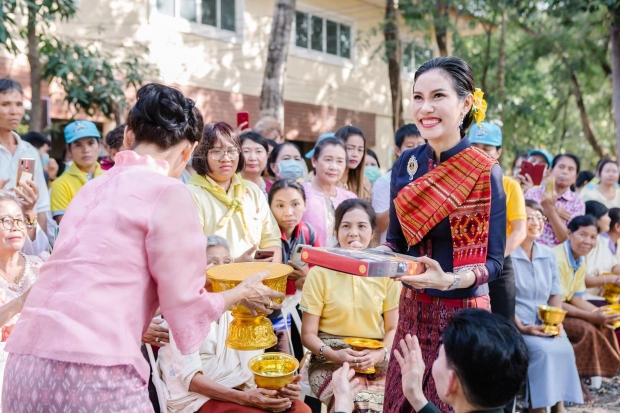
0,132,50,214
372,172,391,244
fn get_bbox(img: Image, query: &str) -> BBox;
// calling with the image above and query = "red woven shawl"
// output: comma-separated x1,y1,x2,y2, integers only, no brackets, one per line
393,147,497,270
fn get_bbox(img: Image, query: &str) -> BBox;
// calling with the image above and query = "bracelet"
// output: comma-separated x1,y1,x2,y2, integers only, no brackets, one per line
319,344,327,359
383,347,389,363
24,216,37,229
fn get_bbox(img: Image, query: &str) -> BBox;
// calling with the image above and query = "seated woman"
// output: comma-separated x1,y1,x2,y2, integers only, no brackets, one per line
557,215,620,381
583,200,620,303
512,200,582,412
159,235,310,413
300,199,401,413
0,189,49,400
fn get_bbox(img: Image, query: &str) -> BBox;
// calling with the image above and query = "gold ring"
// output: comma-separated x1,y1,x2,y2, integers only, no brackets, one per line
354,357,357,364
268,301,273,310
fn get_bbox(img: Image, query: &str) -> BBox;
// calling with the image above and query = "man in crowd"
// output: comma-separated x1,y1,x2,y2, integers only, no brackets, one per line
51,120,104,224
372,124,425,243
516,148,553,192
0,78,49,236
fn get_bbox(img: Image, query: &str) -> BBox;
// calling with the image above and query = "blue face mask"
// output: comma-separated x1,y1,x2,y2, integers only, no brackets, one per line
277,160,307,181
364,166,381,185
41,153,49,167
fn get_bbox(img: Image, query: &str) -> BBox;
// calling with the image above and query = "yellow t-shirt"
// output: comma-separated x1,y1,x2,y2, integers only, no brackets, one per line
300,266,402,339
554,242,587,302
187,174,281,258
503,176,526,237
50,162,104,217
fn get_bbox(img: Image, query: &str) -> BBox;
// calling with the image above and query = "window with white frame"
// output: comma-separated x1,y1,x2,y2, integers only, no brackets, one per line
294,11,351,59
156,0,236,32
402,41,432,73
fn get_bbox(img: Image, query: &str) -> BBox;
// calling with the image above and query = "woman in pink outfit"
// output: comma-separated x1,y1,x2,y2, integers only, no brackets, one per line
2,84,284,412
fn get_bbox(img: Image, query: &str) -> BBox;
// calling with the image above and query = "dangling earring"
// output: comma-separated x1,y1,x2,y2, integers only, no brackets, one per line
458,113,466,130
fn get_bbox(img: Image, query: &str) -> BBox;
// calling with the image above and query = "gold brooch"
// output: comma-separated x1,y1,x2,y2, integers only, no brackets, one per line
407,155,418,180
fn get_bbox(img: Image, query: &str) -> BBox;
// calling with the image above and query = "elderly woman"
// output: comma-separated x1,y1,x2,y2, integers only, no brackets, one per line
159,235,310,413
512,200,582,412
0,189,48,408
3,84,283,411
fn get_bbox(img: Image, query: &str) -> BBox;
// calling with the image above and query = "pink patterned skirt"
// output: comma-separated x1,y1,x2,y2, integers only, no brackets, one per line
2,353,153,412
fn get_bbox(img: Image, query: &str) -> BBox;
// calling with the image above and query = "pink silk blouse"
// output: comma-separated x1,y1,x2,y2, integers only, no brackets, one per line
5,151,225,381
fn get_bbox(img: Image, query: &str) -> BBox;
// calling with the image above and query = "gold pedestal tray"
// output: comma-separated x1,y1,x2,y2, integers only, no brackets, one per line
207,262,292,351
599,304,620,329
602,282,620,304
343,338,385,374
537,305,567,336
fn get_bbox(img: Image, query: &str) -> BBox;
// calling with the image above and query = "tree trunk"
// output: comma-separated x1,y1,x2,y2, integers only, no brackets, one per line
497,8,507,121
610,9,620,159
259,0,297,125
433,0,449,56
566,60,609,159
384,0,404,132
480,20,494,94
27,8,43,132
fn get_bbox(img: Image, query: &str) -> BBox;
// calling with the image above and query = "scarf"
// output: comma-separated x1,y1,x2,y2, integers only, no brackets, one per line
188,173,249,233
393,146,496,271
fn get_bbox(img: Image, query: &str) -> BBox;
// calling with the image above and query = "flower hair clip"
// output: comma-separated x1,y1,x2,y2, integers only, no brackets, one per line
471,88,487,126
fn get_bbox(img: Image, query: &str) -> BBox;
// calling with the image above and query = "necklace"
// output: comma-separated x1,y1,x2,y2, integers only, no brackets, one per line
312,179,337,200
0,254,25,285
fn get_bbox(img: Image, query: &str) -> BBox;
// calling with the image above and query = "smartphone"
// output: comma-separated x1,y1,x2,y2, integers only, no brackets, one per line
255,249,275,260
16,158,36,184
237,111,249,129
520,161,546,186
290,244,310,267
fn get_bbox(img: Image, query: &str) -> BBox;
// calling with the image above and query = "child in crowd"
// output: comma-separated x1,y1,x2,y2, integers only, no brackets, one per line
331,309,529,413
50,120,105,224
300,198,401,413
101,123,127,170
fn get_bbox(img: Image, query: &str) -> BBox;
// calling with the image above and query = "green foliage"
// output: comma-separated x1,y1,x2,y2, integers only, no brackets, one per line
41,39,158,119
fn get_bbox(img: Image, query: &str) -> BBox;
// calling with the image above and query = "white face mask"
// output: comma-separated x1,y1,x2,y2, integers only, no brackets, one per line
277,160,308,181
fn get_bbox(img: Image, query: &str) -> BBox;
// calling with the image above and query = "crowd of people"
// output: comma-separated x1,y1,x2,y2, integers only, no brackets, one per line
0,54,620,413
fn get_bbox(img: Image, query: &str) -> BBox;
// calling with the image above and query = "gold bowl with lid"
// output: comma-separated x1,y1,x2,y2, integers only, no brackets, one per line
207,262,291,351
537,305,567,336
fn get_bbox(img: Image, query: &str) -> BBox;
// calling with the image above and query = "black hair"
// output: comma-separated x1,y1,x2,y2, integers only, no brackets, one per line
193,122,245,176
575,171,595,188
597,159,618,177
585,200,609,221
105,124,126,151
366,149,380,169
312,136,346,162
240,131,269,152
595,158,611,174
395,123,422,149
0,78,23,95
442,309,529,409
267,141,302,177
127,83,203,150
567,214,599,233
512,154,527,170
414,56,476,138
609,208,620,232
525,199,544,215
551,153,580,174
334,199,377,247
21,132,50,149
268,178,307,206
335,125,367,198
265,138,278,150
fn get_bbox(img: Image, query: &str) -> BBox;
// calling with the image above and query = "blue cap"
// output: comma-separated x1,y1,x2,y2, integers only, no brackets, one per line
64,120,101,144
528,149,553,166
468,122,502,147
305,132,335,159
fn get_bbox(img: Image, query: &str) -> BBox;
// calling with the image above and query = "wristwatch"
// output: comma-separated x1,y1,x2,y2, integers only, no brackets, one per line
447,272,461,290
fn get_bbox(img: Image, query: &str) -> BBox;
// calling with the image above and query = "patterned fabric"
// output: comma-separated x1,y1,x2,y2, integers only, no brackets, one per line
524,186,585,247
384,288,490,413
2,353,153,412
563,316,620,377
308,333,387,413
197,399,311,413
393,146,496,286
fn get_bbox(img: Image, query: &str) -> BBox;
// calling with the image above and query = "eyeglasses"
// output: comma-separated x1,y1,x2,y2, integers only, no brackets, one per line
209,148,240,160
0,216,26,231
526,215,547,223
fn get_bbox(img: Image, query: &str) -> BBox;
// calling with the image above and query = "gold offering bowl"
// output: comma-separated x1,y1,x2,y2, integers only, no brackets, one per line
248,352,299,391
537,305,567,336
602,282,620,304
343,338,385,375
599,304,620,329
207,262,292,351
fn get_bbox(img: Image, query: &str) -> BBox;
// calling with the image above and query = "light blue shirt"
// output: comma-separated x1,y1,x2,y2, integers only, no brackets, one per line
512,242,563,326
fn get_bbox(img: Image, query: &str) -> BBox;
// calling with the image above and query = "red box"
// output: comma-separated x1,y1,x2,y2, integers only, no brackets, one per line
300,247,424,277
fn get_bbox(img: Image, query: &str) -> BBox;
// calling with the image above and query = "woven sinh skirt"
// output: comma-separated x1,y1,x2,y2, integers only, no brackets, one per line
383,288,490,413
2,353,153,413
563,316,620,378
